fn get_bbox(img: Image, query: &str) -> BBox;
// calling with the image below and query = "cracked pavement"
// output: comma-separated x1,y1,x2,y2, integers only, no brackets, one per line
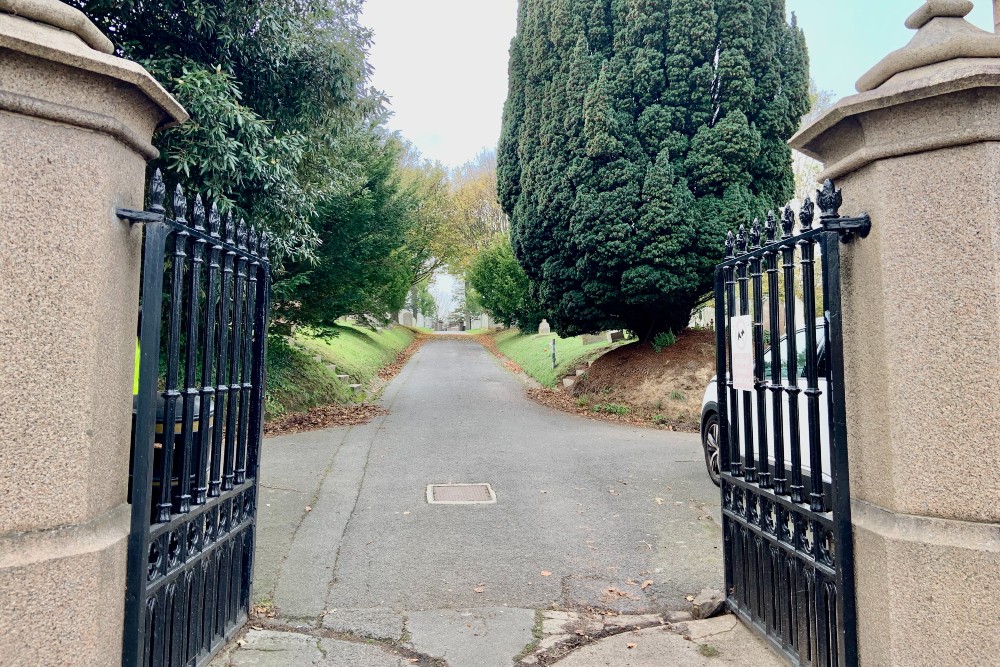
212,337,783,666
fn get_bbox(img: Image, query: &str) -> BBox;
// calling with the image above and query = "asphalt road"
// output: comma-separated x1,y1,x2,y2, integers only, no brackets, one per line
231,336,724,665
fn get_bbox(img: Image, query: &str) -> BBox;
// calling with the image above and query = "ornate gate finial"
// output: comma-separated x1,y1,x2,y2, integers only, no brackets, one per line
817,180,843,219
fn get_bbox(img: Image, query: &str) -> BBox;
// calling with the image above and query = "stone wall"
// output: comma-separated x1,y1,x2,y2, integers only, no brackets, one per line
791,3,1000,664
0,2,186,664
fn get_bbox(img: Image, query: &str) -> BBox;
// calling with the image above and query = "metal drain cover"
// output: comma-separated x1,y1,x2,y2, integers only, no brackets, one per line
426,483,496,504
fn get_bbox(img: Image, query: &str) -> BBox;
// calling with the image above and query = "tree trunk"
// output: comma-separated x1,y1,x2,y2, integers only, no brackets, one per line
464,279,472,329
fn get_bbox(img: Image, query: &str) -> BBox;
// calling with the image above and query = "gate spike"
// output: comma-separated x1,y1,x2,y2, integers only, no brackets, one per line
736,224,748,254
749,219,762,248
725,230,735,258
817,179,843,219
260,233,270,260
764,211,777,243
172,184,187,223
192,195,206,232
237,219,248,250
224,213,235,245
249,227,260,255
149,169,165,212
799,197,815,230
208,202,221,238
781,206,795,238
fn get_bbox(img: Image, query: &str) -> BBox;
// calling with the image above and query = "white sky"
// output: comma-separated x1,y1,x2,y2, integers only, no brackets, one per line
361,1,996,170
361,0,519,168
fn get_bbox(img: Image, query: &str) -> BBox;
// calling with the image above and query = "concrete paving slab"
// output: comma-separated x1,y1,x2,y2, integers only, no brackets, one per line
322,607,405,641
551,615,787,666
405,607,536,667
219,630,319,666
214,629,409,667
316,636,409,667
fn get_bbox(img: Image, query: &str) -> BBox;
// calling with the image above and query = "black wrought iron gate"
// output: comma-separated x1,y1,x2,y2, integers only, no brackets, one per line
118,171,271,667
713,181,869,667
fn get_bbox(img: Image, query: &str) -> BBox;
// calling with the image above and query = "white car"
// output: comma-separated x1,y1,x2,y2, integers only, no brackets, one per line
700,322,831,491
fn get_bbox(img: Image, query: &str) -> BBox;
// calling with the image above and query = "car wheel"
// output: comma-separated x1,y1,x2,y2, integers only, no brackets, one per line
702,412,721,487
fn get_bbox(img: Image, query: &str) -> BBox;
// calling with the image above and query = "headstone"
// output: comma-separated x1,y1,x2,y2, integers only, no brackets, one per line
607,330,625,343
580,333,605,345
538,319,551,335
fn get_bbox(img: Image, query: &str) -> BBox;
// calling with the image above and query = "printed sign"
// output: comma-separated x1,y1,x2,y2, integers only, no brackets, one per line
730,315,754,392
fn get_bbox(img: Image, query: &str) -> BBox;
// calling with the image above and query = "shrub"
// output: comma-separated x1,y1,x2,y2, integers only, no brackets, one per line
652,330,677,353
592,403,630,416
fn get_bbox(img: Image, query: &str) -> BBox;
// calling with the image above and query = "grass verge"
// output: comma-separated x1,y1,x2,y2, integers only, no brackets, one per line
265,323,416,420
491,329,611,387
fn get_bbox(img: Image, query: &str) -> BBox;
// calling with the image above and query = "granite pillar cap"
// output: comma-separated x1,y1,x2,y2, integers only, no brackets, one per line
856,0,1000,92
0,0,113,54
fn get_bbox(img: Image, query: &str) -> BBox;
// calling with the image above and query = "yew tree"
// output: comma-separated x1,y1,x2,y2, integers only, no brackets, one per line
498,0,809,339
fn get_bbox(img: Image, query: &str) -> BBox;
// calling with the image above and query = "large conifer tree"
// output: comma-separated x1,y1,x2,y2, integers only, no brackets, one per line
498,0,809,339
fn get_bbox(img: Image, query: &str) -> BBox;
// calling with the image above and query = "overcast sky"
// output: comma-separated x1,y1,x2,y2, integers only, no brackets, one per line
360,1,995,169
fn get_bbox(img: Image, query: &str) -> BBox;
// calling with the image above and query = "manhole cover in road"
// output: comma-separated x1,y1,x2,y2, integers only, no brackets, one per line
426,483,496,504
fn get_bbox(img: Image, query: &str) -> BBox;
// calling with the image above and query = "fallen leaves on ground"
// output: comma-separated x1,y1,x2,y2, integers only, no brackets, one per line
641,580,653,589
655,497,665,505
540,571,552,577
251,603,277,619
627,642,637,649
264,404,389,436
471,333,526,375
377,334,430,380
263,334,428,437
473,586,485,593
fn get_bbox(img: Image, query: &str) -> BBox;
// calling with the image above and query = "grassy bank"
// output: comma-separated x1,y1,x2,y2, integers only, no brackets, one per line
265,323,416,419
492,329,611,387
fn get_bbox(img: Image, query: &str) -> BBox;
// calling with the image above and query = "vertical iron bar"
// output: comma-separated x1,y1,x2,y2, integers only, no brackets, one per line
210,212,234,497
123,189,168,667
781,218,805,504
196,201,219,504
821,231,859,667
714,265,732,604
799,229,826,513
157,226,186,524
725,237,742,478
219,217,238,492
768,212,787,496
246,245,271,482
714,265,730,478
176,188,199,515
750,222,770,488
236,232,259,485
224,231,247,491
736,229,756,484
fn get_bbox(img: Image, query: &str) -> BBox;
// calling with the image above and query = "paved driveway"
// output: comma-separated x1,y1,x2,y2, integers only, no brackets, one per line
218,337,725,666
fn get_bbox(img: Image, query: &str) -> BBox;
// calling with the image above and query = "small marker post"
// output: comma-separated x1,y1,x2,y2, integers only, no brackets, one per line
551,338,556,369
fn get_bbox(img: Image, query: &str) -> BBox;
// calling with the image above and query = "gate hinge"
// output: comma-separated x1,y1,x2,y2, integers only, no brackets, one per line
821,213,871,241
117,208,164,225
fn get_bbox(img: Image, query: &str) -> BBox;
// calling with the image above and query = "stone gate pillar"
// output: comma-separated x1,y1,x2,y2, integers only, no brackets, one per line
791,1,1000,664
0,1,186,665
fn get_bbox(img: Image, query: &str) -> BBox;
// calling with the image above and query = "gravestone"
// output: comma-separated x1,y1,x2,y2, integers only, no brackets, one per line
580,333,605,345
538,319,551,335
607,330,625,343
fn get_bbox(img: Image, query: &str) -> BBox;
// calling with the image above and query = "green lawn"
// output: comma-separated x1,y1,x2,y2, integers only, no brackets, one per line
265,323,416,418
493,329,611,387
296,323,415,383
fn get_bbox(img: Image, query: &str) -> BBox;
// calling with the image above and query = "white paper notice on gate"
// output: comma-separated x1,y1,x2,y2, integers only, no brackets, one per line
730,315,754,392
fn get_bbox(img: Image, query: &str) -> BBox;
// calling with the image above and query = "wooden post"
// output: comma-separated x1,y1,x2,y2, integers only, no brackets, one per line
995,0,999,33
